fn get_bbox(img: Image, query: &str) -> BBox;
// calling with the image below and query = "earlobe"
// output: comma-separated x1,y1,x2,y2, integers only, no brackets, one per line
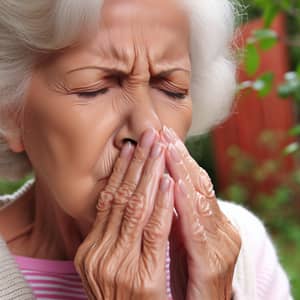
4,131,25,153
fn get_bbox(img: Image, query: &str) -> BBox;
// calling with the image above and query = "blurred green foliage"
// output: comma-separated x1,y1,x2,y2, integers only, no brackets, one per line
0,174,33,195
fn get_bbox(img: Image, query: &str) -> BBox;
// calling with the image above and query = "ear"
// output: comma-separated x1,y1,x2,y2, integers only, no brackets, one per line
4,130,25,153
2,104,25,153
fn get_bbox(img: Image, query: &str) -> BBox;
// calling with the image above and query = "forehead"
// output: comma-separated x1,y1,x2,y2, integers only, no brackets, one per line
100,0,189,30
97,0,190,67
42,0,191,75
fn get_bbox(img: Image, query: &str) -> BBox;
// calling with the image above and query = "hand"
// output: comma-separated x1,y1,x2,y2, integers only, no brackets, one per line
74,129,174,300
162,127,241,300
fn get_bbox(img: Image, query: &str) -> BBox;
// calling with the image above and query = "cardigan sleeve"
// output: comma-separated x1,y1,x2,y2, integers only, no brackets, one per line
251,217,292,300
0,236,35,300
218,200,293,300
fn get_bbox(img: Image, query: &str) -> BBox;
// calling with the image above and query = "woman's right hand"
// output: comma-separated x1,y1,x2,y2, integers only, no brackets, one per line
74,129,174,300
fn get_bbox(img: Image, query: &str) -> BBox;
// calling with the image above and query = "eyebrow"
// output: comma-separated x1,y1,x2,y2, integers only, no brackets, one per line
66,66,190,76
66,66,127,75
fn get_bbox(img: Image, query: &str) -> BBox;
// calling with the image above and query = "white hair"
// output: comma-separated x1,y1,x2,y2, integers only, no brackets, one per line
0,0,240,180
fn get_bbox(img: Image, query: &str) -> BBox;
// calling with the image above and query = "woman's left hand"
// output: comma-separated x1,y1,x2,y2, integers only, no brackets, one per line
162,127,241,300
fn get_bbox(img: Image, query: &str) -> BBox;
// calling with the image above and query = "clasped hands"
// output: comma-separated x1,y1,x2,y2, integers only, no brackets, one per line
75,127,241,300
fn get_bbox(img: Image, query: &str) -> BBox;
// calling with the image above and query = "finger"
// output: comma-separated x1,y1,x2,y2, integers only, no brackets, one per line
165,143,195,196
118,141,166,247
74,141,135,296
165,134,219,216
162,126,213,197
143,174,174,257
162,126,197,172
94,141,135,239
104,128,158,237
165,143,210,235
173,180,208,260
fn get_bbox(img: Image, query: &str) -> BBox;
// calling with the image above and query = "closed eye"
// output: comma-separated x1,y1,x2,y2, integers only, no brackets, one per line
76,88,109,98
159,89,187,100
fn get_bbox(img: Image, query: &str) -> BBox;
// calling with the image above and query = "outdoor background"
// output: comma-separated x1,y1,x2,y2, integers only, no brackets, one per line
0,0,300,299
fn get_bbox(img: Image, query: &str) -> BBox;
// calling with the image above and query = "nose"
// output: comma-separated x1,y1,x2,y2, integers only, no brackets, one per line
114,98,162,150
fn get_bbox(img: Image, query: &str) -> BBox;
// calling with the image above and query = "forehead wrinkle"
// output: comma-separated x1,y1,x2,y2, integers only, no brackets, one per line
81,1,191,77
86,20,135,75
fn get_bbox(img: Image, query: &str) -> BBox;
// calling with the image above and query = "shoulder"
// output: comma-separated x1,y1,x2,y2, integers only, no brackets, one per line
217,199,267,241
217,200,293,300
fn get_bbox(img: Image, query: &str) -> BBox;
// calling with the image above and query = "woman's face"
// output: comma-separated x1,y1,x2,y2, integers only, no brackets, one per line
18,0,192,224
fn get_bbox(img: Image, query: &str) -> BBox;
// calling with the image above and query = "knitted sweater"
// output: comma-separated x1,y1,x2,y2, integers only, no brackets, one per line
0,180,293,300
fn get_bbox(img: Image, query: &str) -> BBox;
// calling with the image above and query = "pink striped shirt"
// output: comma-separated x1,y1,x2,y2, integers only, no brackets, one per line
14,255,88,300
14,255,173,299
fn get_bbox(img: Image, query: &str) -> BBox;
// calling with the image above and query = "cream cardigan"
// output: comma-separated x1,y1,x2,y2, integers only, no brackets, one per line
0,180,293,300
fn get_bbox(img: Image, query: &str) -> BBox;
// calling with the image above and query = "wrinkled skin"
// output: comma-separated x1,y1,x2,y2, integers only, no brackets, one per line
74,127,241,300
162,128,241,300
75,130,173,300
2,0,241,299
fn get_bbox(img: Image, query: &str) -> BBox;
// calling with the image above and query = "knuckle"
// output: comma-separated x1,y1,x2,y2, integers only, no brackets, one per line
184,173,192,183
106,176,120,193
195,193,212,217
115,182,136,204
124,192,146,224
191,219,207,243
97,190,114,211
119,182,136,197
131,192,146,209
144,223,165,243
198,172,215,199
182,150,190,161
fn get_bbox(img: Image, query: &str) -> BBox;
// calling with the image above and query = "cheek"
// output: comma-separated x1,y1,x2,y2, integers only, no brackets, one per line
51,177,107,223
154,96,193,138
22,80,123,221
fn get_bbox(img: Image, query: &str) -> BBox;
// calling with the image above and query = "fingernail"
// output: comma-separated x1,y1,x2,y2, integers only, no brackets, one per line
162,126,174,143
120,142,134,158
168,144,181,162
151,142,164,158
160,174,171,192
178,179,188,197
140,128,156,149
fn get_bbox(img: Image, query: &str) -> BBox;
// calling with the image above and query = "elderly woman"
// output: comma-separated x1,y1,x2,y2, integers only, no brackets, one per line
0,0,293,299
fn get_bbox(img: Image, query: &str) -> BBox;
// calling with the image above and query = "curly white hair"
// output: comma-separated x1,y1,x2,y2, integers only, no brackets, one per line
0,0,240,180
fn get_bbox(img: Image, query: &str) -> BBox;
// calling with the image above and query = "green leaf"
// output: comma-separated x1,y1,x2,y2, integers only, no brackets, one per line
297,63,300,78
254,29,278,50
283,142,300,156
245,43,260,76
263,5,279,28
253,72,274,97
289,125,300,136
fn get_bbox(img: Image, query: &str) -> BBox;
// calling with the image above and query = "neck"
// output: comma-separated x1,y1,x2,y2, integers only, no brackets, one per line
6,178,88,260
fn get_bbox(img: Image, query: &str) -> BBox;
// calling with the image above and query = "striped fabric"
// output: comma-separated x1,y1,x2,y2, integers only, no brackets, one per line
14,254,173,300
14,255,87,300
